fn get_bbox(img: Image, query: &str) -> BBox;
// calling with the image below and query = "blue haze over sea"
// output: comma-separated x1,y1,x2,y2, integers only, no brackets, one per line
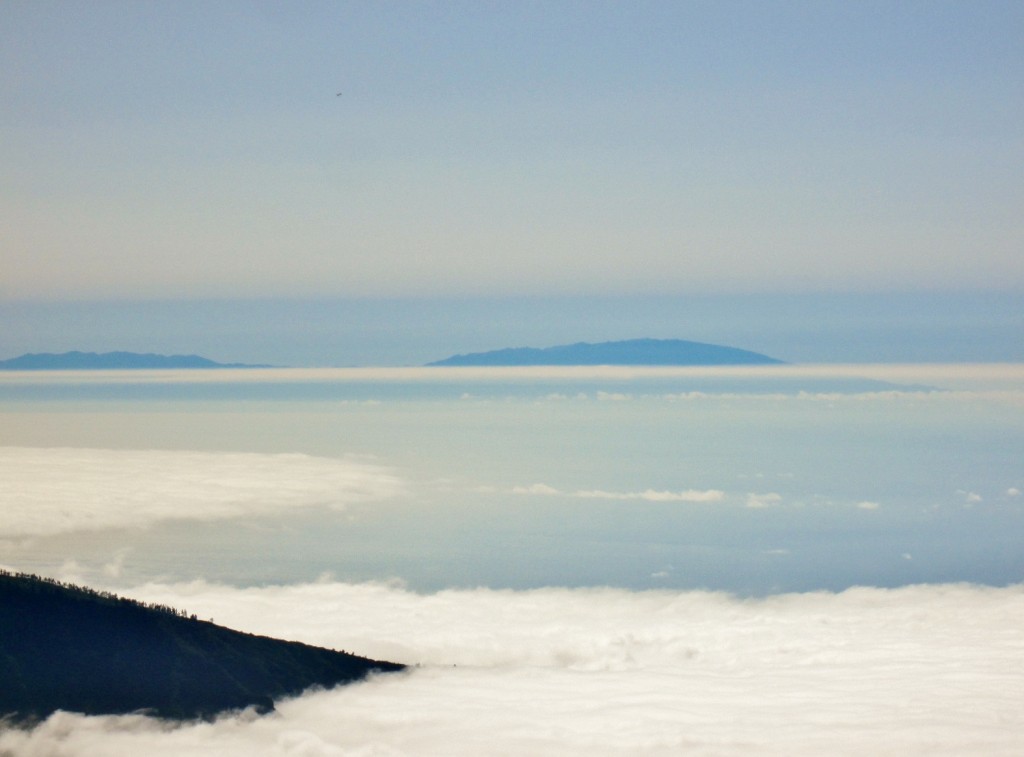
3,364,1021,595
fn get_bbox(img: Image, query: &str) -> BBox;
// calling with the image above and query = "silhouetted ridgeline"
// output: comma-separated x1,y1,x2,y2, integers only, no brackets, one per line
0,351,270,370
427,338,784,366
0,571,404,722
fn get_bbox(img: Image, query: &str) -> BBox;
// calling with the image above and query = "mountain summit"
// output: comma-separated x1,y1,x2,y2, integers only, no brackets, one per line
427,338,783,367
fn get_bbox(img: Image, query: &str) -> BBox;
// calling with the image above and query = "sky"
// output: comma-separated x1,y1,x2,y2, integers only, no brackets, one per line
3,1,1023,307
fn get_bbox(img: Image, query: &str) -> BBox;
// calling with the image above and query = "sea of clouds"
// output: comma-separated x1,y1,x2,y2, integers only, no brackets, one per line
2,577,1023,756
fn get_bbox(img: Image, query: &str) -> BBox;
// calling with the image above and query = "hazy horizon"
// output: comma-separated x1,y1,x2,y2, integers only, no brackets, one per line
3,290,1022,367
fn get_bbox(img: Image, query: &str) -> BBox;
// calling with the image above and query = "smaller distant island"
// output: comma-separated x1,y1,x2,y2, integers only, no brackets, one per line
0,351,270,370
427,338,784,367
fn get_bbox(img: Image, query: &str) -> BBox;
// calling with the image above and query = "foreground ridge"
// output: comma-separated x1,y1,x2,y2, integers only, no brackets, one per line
0,571,404,722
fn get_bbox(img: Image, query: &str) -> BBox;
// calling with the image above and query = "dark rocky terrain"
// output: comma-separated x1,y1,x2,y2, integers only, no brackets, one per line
0,572,403,721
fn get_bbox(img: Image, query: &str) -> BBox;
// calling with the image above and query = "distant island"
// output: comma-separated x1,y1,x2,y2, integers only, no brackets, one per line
0,572,404,721
427,338,784,367
0,351,270,370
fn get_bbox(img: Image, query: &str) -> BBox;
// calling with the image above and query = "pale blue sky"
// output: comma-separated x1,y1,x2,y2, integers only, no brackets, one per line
3,1,1022,302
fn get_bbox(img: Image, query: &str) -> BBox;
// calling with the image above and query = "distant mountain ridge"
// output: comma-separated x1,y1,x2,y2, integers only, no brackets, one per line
427,338,784,367
0,351,269,370
0,571,404,721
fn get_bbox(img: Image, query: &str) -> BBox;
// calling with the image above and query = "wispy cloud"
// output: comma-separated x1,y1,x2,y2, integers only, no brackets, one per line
746,492,783,508
573,488,725,502
513,483,725,503
3,578,1023,755
513,485,892,510
595,391,631,401
0,447,404,537
512,483,562,496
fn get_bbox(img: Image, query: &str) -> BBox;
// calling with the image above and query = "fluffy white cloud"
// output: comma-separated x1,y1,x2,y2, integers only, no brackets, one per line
0,447,404,537
2,578,1023,755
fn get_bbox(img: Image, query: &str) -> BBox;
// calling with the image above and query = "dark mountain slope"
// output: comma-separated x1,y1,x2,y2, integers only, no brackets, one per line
428,338,783,366
0,351,269,369
0,572,403,721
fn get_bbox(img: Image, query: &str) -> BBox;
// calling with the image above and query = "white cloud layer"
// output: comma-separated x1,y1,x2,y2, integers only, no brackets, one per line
0,447,404,537
3,578,1023,755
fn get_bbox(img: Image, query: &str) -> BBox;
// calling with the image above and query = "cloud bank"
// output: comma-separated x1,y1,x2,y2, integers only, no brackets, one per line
0,447,404,537
3,578,1023,755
